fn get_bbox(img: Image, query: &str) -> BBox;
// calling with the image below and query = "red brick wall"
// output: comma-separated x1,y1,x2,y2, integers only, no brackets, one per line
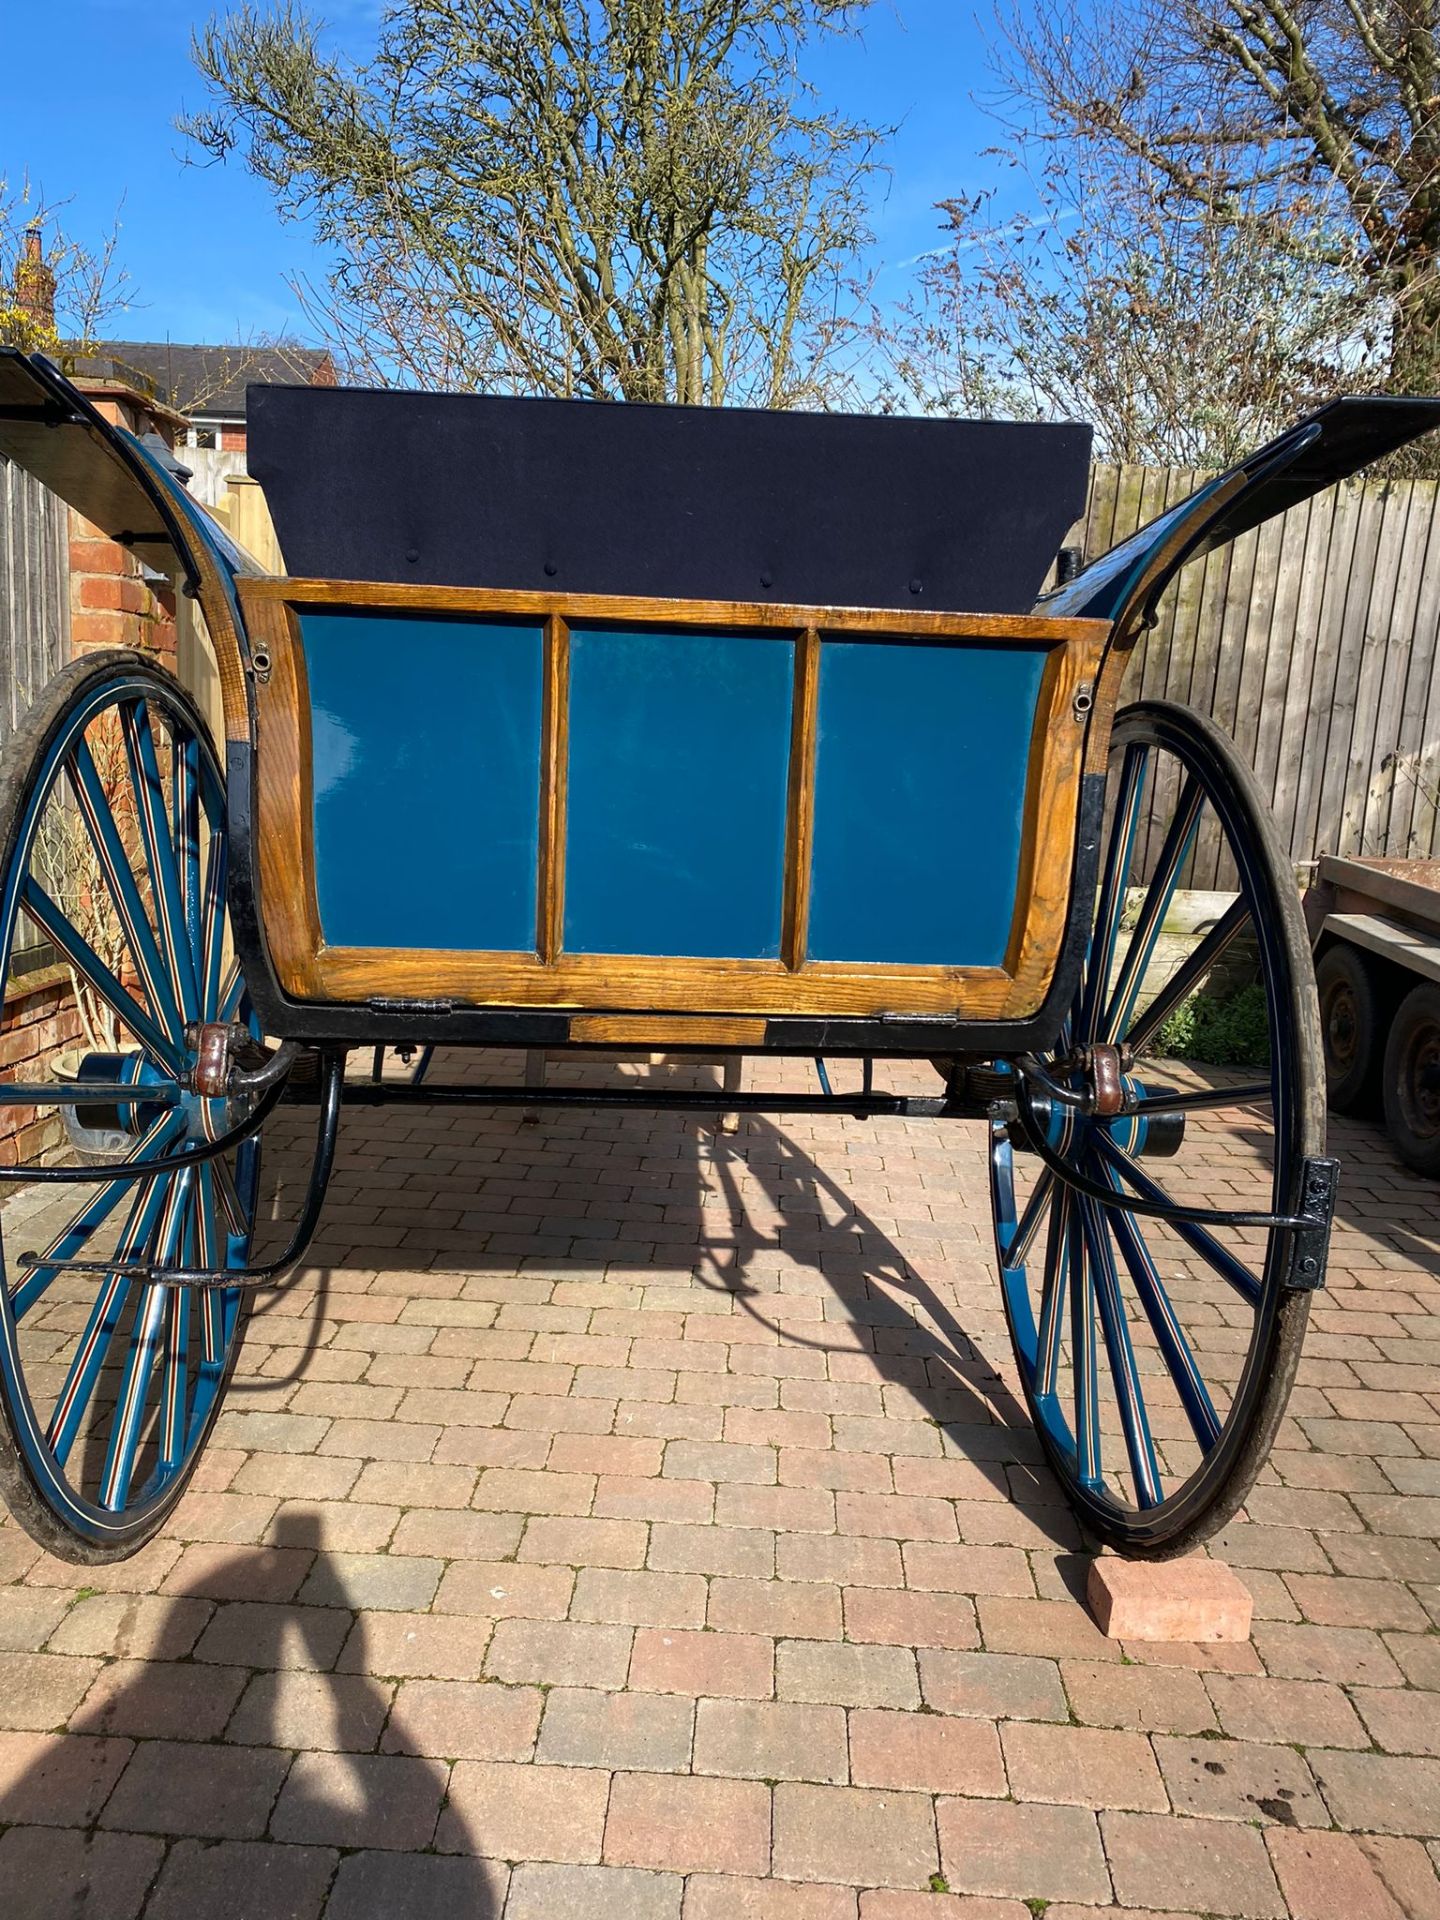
0,380,184,1166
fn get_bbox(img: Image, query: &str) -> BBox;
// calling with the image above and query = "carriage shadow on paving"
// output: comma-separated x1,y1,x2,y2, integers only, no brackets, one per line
2,1072,1440,1914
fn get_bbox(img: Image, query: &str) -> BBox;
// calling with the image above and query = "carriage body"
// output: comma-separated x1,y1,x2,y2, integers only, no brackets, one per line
3,345,1438,1564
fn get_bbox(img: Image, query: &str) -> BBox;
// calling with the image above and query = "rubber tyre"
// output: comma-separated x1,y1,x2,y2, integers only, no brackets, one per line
1316,941,1385,1113
0,650,254,1563
1382,981,1440,1179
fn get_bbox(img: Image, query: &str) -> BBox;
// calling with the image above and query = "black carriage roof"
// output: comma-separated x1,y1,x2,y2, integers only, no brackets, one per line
247,384,1094,616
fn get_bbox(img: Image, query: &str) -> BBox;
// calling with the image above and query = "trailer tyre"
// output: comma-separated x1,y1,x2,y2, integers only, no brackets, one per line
1383,982,1440,1178
1316,942,1384,1113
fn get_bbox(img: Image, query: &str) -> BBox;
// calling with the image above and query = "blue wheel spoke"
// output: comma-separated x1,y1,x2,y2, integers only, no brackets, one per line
1104,775,1204,1043
67,736,185,1044
120,701,201,1027
20,877,185,1075
1098,1161,1223,1454
161,1199,196,1472
1094,1134,1262,1308
99,1170,193,1510
173,732,203,993
1034,1186,1071,1400
1069,1201,1101,1488
1079,743,1149,1043
45,1170,177,1468
195,1165,227,1366
201,830,229,1023
1008,1167,1055,1272
10,1111,183,1322
1079,1187,1163,1509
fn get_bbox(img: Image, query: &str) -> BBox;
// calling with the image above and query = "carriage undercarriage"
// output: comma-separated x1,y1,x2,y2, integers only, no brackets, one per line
0,350,1428,1566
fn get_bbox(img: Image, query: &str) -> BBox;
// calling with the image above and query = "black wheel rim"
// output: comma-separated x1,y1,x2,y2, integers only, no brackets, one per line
991,701,1321,1554
0,666,259,1550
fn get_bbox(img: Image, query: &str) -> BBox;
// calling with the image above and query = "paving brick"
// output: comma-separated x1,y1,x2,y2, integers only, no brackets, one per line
340,1609,489,1679
900,1541,1034,1597
693,1699,848,1783
708,1576,843,1640
1059,1656,1217,1732
1266,1829,1417,1920
227,1667,393,1751
0,1825,163,1920
631,1627,774,1699
937,1796,1110,1903
776,1534,903,1587
439,1759,612,1861
326,1851,508,1920
1286,1571,1432,1631
1251,1620,1405,1685
0,1650,102,1729
389,1508,525,1560
352,1459,477,1507
522,1515,650,1568
0,1587,71,1650
270,1748,445,1848
382,1678,541,1760
538,1686,694,1770
434,1560,575,1619
49,1592,212,1660
1309,1749,1440,1836
1155,1732,1326,1825
850,1707,1006,1796
72,1657,248,1742
649,1522,774,1577
507,1862,681,1920
918,1648,1067,1721
686,1877,858,1918
1002,1720,1168,1812
1206,1671,1370,1747
778,1639,918,1708
843,1586,979,1650
1105,1807,1284,1914
605,1770,771,1875
595,1474,718,1524
99,1738,288,1838
773,1781,937,1887
486,1617,634,1688
572,1567,708,1628
0,1729,133,1825
194,1600,352,1671
159,1541,315,1602
142,1837,336,1920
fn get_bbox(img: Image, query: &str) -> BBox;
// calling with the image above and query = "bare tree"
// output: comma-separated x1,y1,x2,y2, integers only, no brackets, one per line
884,138,1372,466
183,0,886,406
987,0,1440,397
0,177,135,354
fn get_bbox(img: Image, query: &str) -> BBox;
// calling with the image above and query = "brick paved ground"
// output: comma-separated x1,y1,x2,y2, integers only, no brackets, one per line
2,1048,1440,1917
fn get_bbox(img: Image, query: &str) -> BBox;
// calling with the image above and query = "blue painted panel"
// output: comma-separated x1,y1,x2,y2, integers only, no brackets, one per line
808,639,1048,966
565,629,793,958
302,610,543,950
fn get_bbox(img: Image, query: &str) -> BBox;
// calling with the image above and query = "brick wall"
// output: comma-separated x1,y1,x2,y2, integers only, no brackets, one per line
0,379,186,1167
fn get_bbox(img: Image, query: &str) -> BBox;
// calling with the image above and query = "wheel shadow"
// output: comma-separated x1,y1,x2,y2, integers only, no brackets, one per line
244,1049,1081,1552
2,1508,500,1917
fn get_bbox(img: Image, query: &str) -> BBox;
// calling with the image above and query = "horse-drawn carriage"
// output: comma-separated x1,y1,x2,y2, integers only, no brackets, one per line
1,347,1434,1565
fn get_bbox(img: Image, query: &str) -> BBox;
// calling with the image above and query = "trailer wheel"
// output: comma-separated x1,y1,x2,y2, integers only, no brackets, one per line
1316,942,1384,1113
1383,982,1440,1177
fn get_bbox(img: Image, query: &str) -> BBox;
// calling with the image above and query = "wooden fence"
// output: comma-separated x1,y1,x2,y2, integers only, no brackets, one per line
1081,463,1440,886
0,454,69,743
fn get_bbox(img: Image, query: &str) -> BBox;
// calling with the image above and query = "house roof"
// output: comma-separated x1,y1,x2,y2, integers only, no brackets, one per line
69,341,334,420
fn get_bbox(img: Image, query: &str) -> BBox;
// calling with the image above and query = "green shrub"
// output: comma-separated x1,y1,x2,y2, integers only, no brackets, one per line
1153,980,1271,1068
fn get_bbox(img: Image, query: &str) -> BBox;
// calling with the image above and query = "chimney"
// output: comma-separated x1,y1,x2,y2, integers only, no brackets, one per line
14,228,57,332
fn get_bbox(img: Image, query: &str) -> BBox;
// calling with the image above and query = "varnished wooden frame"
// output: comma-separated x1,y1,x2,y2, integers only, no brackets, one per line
236,577,1109,1021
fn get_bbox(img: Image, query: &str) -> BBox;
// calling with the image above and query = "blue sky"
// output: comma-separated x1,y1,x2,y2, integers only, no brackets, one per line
1,0,1007,348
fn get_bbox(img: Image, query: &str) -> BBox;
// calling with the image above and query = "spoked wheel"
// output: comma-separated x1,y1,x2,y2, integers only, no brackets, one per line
0,651,264,1561
990,699,1327,1558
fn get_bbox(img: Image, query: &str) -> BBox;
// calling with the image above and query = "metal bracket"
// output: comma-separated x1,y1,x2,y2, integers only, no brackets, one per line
1283,1155,1340,1290
367,996,460,1017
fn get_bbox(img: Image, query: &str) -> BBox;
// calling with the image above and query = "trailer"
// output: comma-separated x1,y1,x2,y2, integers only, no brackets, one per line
1309,854,1440,1175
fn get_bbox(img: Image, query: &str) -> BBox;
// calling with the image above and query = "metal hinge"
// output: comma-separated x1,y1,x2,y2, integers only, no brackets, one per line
1283,1155,1340,1290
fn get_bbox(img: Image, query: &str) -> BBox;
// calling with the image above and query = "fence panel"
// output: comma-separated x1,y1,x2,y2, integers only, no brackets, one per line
1080,463,1440,873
